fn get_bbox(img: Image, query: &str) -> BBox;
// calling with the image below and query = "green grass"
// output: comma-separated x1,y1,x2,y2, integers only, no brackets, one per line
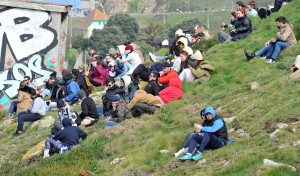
1,1,300,175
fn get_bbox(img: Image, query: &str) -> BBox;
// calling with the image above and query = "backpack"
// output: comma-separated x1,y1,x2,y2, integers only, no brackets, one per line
84,76,94,94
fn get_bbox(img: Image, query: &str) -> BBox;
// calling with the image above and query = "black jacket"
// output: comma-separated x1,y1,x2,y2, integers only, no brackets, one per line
235,15,252,34
144,80,159,96
179,55,196,74
75,75,88,95
50,85,67,102
79,97,99,120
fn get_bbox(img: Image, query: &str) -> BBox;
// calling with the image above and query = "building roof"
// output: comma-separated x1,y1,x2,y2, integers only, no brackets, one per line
0,0,71,12
79,9,109,29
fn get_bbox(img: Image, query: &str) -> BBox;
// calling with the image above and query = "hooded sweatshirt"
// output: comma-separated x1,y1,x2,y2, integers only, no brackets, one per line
64,79,80,102
88,64,106,85
53,118,87,147
191,60,215,79
121,51,142,75
276,23,297,45
58,103,78,126
201,107,228,144
176,38,193,55
159,78,183,104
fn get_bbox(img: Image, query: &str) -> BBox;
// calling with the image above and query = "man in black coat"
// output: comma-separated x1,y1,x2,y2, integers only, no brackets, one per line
231,10,252,41
77,90,99,127
72,69,88,96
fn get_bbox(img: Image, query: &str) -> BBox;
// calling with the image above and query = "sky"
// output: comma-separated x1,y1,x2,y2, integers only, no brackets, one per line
32,0,81,8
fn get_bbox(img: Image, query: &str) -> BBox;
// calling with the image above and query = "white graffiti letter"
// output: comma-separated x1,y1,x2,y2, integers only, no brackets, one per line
28,54,53,86
0,8,56,60
0,70,20,98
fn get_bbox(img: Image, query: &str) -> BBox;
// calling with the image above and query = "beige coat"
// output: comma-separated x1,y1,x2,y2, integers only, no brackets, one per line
276,23,297,45
128,90,161,110
13,90,33,113
190,61,215,79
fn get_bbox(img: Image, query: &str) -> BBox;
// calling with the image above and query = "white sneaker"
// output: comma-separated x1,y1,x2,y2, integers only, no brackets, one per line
265,59,275,63
43,149,50,158
149,52,157,62
174,147,188,157
260,56,267,60
60,146,69,154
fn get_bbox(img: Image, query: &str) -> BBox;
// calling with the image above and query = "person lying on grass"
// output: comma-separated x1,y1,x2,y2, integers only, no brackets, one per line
180,107,228,160
43,118,87,158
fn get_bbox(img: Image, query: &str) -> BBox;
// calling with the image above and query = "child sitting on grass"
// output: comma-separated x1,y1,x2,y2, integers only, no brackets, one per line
43,118,87,158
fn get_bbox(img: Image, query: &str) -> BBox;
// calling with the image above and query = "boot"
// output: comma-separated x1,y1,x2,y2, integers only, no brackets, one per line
244,50,255,61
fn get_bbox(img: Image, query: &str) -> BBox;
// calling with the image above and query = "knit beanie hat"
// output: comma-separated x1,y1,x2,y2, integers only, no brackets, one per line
110,95,120,103
191,50,203,61
77,90,86,100
125,45,134,51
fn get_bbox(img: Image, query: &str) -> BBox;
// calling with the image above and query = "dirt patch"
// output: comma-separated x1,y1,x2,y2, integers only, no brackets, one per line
158,161,196,172
263,118,279,132
283,117,299,124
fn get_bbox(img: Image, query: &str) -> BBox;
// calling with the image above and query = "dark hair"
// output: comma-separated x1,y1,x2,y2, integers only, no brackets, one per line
29,87,37,96
258,8,270,19
180,51,189,56
231,12,238,18
151,71,160,80
72,69,80,77
173,45,182,57
19,81,28,89
24,76,31,80
200,108,205,116
49,76,55,80
166,57,172,62
95,56,107,68
124,41,131,46
105,77,115,85
275,16,288,24
248,3,255,9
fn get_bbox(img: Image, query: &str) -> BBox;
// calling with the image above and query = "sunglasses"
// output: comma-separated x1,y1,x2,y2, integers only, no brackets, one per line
106,84,113,87
23,79,28,81
178,42,184,45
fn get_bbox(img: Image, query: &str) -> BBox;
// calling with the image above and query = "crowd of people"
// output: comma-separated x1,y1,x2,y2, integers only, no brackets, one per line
1,0,298,160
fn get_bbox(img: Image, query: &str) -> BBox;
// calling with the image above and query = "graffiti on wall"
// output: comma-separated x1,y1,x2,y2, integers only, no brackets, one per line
0,8,59,103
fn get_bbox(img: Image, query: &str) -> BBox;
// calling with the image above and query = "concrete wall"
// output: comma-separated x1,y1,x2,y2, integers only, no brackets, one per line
0,0,71,110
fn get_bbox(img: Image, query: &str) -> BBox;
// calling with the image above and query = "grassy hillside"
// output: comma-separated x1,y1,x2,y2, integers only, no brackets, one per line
1,1,300,175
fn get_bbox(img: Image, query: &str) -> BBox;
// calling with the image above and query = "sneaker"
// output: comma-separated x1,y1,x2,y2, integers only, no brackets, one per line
192,151,203,160
43,149,50,158
260,56,267,60
14,130,23,137
175,148,186,157
149,52,157,62
265,59,275,63
60,146,69,154
86,119,98,127
179,153,193,160
3,114,12,120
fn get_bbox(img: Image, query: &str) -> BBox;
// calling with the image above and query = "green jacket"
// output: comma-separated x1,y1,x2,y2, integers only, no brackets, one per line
190,61,214,79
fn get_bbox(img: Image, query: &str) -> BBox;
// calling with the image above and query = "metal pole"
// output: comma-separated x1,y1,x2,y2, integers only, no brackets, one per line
207,13,210,29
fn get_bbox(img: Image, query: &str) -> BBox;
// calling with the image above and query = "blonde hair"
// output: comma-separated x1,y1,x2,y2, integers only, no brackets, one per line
196,25,210,37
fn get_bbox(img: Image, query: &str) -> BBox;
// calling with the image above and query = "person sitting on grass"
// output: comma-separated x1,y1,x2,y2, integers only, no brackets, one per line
5,81,32,120
15,88,45,136
51,99,80,135
45,78,67,112
72,69,88,96
179,107,228,160
88,57,107,87
102,78,120,116
102,96,133,130
157,62,179,90
63,73,80,104
77,90,99,127
179,50,215,82
244,16,297,63
289,55,300,81
43,118,88,158
144,71,160,96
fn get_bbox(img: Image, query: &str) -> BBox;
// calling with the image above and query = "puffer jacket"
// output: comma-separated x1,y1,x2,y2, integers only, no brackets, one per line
276,23,297,45
176,38,193,55
191,60,215,79
111,103,133,123
13,87,33,113
158,68,180,86
235,15,252,34
159,78,183,104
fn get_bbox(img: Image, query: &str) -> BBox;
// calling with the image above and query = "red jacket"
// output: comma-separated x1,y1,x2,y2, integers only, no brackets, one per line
159,78,183,104
158,68,180,87
88,65,106,85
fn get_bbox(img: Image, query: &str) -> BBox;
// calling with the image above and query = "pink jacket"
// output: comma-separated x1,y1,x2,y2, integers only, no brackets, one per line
159,78,183,104
88,65,106,85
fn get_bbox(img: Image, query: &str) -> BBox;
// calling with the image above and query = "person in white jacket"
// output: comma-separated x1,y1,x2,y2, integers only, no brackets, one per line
122,45,142,75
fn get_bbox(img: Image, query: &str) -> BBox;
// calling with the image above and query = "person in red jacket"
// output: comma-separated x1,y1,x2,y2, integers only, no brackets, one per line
158,62,180,89
159,78,183,104
88,58,106,86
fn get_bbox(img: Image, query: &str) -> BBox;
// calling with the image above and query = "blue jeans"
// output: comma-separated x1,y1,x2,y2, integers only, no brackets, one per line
40,89,51,98
255,42,270,56
267,42,291,60
119,63,133,77
8,102,18,114
187,133,225,153
102,121,119,130
45,102,57,112
45,137,70,152
156,56,167,62
17,112,42,131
